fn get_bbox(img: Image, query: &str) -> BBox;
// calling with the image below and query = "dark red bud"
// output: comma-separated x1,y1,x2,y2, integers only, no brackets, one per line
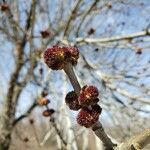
79,85,99,107
39,67,43,75
1,4,9,11
23,137,29,142
41,90,48,97
65,91,81,110
43,45,79,70
77,104,102,128
42,109,55,117
40,30,50,38
107,2,112,9
29,119,34,124
64,46,79,66
87,28,95,35
136,48,142,55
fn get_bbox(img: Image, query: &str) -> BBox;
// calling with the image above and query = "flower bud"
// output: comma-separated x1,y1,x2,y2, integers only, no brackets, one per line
29,119,34,124
1,4,9,11
42,109,55,117
65,91,81,110
64,46,79,65
38,98,50,106
76,104,102,128
23,137,29,142
43,46,65,70
43,45,79,70
40,30,50,38
41,90,48,97
79,85,99,107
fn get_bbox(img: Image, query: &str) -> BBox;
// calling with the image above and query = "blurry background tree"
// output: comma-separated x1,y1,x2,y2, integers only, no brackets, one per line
0,0,150,150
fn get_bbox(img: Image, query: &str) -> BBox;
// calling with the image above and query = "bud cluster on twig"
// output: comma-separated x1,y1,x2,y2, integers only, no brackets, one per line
38,91,55,118
43,45,116,149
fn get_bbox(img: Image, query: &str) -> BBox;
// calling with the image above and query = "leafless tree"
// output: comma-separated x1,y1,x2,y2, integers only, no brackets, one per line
0,0,150,150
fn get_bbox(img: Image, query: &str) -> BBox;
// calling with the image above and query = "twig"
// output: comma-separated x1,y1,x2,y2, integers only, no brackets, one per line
63,63,116,150
13,102,37,127
75,30,150,44
64,63,81,95
76,0,99,37
92,122,116,150
117,129,150,150
63,0,83,37
61,30,150,45
51,119,68,146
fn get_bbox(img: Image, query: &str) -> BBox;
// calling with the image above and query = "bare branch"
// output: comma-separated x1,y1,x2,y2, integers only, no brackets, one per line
117,129,150,150
75,30,150,44
63,0,83,37
61,29,150,45
13,102,37,127
75,0,99,37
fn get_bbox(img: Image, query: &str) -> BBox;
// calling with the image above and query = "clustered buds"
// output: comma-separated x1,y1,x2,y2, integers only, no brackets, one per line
38,90,55,118
65,85,101,128
43,45,79,70
65,91,81,110
76,85,101,128
77,104,102,128
43,45,102,128
79,85,99,107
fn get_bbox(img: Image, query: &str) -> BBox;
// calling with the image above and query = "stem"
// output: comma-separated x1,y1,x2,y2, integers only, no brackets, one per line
51,119,68,146
118,128,150,150
64,63,81,96
92,122,116,150
63,62,116,150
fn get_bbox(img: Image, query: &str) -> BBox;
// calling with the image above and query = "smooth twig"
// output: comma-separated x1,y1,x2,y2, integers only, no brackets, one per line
63,62,116,150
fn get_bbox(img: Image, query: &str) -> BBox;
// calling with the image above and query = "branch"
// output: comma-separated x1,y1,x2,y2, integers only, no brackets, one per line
12,102,37,127
92,122,117,150
63,63,116,150
63,0,83,37
0,1,37,149
117,129,150,150
61,29,150,45
76,0,99,37
64,63,81,95
51,119,68,146
75,30,150,43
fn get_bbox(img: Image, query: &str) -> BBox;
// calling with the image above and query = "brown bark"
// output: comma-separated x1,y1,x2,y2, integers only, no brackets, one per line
0,1,36,149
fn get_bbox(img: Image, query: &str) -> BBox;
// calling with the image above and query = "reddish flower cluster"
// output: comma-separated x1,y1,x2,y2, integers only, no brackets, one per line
77,105,102,128
65,85,101,128
43,45,79,70
43,45,102,128
79,85,99,107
